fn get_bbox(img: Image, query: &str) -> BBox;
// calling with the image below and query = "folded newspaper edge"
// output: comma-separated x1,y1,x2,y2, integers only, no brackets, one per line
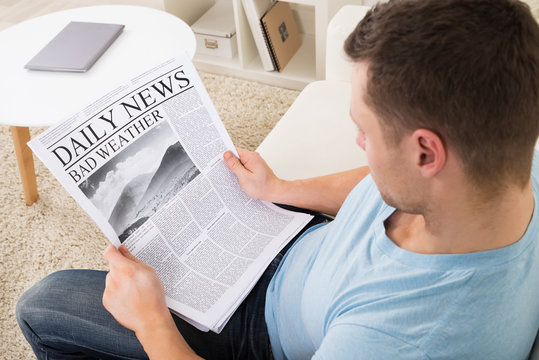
28,51,312,333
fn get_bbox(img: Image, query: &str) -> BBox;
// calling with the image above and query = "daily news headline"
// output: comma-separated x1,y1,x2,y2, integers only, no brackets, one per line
48,68,191,184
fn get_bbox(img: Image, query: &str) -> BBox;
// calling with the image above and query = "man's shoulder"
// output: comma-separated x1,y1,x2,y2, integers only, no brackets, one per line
335,174,387,221
342,174,381,206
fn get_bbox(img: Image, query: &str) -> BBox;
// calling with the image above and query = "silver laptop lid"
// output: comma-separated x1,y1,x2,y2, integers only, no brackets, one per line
25,21,124,72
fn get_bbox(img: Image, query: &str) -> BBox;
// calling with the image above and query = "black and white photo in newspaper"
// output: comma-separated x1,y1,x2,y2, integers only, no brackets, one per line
28,51,313,333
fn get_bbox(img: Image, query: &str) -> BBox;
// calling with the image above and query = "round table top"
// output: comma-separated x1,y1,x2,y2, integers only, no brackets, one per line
0,5,196,127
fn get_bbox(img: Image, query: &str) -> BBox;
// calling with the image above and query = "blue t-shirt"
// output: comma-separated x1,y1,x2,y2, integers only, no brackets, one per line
265,155,539,360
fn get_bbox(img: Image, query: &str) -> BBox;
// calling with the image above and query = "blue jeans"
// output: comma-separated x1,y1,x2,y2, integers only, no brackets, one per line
16,210,331,359
16,255,281,360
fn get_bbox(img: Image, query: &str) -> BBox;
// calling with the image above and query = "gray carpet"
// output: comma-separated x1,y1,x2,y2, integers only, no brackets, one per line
0,71,298,359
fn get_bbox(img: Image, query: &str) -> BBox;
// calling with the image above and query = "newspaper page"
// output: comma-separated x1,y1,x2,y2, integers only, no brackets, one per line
28,51,313,333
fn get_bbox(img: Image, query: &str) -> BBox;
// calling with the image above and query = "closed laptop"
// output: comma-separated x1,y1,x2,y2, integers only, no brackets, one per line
25,21,124,72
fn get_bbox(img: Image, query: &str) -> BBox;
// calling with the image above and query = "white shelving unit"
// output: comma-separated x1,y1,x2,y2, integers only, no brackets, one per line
164,0,366,90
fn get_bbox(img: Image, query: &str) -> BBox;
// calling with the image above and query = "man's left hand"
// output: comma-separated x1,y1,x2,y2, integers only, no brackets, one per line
102,244,173,336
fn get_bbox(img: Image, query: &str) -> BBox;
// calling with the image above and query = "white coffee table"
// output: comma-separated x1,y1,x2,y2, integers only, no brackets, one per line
0,5,196,205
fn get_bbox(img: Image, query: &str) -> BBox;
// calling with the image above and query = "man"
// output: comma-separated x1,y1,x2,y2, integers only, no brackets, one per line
16,0,539,359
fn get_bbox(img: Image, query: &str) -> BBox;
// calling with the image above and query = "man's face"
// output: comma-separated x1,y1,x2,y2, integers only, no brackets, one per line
350,62,426,213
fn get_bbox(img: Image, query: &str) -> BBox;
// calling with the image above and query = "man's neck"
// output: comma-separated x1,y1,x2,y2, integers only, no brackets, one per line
386,182,535,254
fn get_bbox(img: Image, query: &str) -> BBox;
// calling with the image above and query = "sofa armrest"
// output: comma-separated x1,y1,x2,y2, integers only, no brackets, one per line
325,5,371,82
256,80,367,180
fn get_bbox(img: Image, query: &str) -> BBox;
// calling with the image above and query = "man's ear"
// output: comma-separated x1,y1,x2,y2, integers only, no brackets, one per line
412,129,446,178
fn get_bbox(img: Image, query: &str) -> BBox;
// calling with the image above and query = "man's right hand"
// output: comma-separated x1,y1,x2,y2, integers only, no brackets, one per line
224,147,370,216
223,148,285,202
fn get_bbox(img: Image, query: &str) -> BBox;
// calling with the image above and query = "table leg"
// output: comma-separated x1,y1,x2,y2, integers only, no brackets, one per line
10,126,38,206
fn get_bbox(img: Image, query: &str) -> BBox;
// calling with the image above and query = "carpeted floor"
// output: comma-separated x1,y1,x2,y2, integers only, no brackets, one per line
0,71,299,359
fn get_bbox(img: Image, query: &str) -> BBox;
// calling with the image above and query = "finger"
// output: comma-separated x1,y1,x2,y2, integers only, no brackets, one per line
103,244,115,258
102,278,113,312
238,148,268,173
104,271,115,291
237,148,253,164
103,272,116,309
103,245,118,270
119,245,142,264
223,151,250,176
103,244,136,272
236,147,251,158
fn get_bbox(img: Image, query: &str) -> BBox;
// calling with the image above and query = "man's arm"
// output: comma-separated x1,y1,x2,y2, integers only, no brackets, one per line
103,245,203,360
224,148,370,216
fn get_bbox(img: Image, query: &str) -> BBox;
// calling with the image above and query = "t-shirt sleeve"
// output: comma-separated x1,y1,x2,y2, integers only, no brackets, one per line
312,324,429,360
532,149,539,186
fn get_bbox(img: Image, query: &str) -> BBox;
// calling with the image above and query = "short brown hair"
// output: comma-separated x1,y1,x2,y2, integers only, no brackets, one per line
345,0,539,190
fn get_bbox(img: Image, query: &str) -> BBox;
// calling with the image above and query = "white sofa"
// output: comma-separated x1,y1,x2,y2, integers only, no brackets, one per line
256,6,370,180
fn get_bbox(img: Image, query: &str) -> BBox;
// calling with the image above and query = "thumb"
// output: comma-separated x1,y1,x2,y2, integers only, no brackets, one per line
118,245,142,264
223,151,250,177
103,244,138,269
103,244,131,267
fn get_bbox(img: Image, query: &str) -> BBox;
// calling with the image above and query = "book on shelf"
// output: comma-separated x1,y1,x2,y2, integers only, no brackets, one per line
28,51,313,333
261,1,302,72
241,0,277,71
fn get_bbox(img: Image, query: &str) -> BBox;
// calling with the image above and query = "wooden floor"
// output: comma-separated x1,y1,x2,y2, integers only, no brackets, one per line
0,0,163,31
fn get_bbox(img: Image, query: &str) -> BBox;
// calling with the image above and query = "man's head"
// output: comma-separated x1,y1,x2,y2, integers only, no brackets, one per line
345,0,539,196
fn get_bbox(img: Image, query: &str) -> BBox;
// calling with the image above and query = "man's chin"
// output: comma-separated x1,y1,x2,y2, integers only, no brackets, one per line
379,190,425,215
379,192,398,208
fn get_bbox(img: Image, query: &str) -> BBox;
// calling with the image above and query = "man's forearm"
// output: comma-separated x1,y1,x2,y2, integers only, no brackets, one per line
136,319,204,360
223,149,369,217
271,166,370,216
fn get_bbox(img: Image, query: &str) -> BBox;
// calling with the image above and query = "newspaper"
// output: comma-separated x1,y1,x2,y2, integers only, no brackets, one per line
28,51,312,333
